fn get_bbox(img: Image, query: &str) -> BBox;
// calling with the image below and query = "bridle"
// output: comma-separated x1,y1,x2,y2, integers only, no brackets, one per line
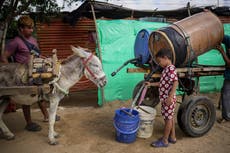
81,53,99,81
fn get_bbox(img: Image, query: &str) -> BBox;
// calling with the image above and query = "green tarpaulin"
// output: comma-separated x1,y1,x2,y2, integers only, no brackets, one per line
96,19,230,106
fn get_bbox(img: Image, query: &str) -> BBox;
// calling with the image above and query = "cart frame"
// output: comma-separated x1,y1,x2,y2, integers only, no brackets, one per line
128,65,225,137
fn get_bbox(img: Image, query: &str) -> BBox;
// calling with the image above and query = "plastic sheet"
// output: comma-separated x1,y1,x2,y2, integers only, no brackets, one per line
96,20,230,105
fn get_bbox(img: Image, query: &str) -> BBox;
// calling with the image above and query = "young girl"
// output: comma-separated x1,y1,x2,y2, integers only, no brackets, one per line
146,48,178,147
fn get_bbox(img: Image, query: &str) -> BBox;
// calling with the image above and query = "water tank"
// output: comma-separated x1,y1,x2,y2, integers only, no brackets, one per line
148,11,224,67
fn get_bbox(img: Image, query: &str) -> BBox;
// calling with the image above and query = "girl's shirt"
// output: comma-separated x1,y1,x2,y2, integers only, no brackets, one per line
159,64,178,102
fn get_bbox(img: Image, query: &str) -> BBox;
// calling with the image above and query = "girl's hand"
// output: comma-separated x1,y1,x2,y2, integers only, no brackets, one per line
166,96,173,106
145,81,151,87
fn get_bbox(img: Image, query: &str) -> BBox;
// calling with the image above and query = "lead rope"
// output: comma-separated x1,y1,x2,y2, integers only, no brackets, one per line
49,65,69,95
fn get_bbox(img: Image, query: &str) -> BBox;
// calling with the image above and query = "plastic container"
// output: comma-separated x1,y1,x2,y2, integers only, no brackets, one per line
113,108,140,143
135,106,156,138
134,29,153,64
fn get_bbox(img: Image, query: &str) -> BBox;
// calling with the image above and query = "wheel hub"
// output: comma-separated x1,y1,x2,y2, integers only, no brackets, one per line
191,105,209,128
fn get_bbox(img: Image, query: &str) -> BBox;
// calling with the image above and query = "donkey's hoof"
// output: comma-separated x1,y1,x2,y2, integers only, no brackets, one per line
5,135,15,140
2,133,15,140
54,134,60,138
54,132,60,138
49,139,59,145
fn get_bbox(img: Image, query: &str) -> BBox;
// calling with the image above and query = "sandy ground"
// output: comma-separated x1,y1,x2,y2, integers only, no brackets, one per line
0,91,229,153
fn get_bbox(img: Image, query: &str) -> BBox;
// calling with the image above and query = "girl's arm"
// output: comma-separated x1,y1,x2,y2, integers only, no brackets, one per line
169,80,178,98
166,80,178,105
145,81,159,87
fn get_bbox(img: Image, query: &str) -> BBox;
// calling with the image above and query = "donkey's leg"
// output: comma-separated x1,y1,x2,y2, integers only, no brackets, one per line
0,99,15,140
48,96,61,145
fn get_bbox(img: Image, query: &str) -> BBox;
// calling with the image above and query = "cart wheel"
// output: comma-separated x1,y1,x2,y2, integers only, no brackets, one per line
132,80,160,107
178,96,216,137
177,96,191,133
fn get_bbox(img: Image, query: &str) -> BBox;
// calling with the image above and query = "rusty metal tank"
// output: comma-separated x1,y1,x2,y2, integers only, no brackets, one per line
148,11,224,67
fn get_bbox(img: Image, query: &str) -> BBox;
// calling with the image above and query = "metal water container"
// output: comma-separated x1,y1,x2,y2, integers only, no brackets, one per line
148,11,224,67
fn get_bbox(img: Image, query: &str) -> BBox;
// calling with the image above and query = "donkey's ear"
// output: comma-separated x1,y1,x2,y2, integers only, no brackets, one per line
71,45,87,58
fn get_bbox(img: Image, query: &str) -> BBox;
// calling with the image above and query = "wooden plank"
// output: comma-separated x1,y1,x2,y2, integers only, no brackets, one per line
0,63,19,66
176,66,225,73
127,67,149,73
0,85,50,96
127,66,225,73
127,66,225,78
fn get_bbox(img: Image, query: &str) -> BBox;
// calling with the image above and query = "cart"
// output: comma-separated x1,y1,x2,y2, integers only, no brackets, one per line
127,65,225,137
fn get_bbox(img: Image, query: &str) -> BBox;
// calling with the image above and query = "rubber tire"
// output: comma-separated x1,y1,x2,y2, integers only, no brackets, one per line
177,96,191,133
178,96,216,137
132,80,160,107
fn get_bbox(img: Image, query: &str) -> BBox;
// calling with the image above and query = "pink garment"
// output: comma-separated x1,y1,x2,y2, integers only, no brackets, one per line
5,36,38,64
159,64,178,120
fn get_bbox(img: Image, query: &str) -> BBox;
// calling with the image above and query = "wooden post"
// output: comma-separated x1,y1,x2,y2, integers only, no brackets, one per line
131,10,134,18
90,1,102,61
187,2,191,16
90,1,105,106
52,49,59,76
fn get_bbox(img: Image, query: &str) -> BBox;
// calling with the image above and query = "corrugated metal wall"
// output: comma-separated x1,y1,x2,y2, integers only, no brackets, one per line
36,17,97,92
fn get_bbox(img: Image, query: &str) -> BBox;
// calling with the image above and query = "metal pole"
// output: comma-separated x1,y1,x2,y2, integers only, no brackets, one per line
90,1,105,106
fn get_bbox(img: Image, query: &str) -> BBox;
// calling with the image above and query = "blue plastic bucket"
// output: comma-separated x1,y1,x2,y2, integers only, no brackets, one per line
113,108,140,143
134,29,153,64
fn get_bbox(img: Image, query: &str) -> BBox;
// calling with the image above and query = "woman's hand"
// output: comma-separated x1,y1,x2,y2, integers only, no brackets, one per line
216,45,225,53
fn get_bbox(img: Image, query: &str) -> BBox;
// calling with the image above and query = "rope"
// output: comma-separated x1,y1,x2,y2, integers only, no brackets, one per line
49,65,69,95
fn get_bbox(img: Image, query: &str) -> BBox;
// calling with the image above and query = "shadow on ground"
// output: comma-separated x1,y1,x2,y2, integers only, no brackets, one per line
59,90,99,107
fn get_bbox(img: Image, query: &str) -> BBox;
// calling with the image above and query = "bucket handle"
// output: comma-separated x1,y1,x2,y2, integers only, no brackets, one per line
113,122,140,134
136,106,151,114
120,109,135,117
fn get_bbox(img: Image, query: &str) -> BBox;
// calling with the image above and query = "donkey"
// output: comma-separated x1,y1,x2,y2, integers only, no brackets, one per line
0,46,107,145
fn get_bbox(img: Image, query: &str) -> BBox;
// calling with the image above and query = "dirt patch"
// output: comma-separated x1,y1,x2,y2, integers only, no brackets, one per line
0,92,229,153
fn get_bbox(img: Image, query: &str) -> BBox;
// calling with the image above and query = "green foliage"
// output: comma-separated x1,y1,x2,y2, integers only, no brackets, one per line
0,0,85,52
1,0,86,23
6,20,17,40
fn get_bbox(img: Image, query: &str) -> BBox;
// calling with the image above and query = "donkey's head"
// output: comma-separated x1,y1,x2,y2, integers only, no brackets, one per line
71,46,107,88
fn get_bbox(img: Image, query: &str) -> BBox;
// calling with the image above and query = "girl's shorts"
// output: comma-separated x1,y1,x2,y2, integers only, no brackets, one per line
161,100,176,120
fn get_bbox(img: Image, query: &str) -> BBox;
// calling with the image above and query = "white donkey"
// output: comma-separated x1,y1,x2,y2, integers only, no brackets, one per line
0,46,107,145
